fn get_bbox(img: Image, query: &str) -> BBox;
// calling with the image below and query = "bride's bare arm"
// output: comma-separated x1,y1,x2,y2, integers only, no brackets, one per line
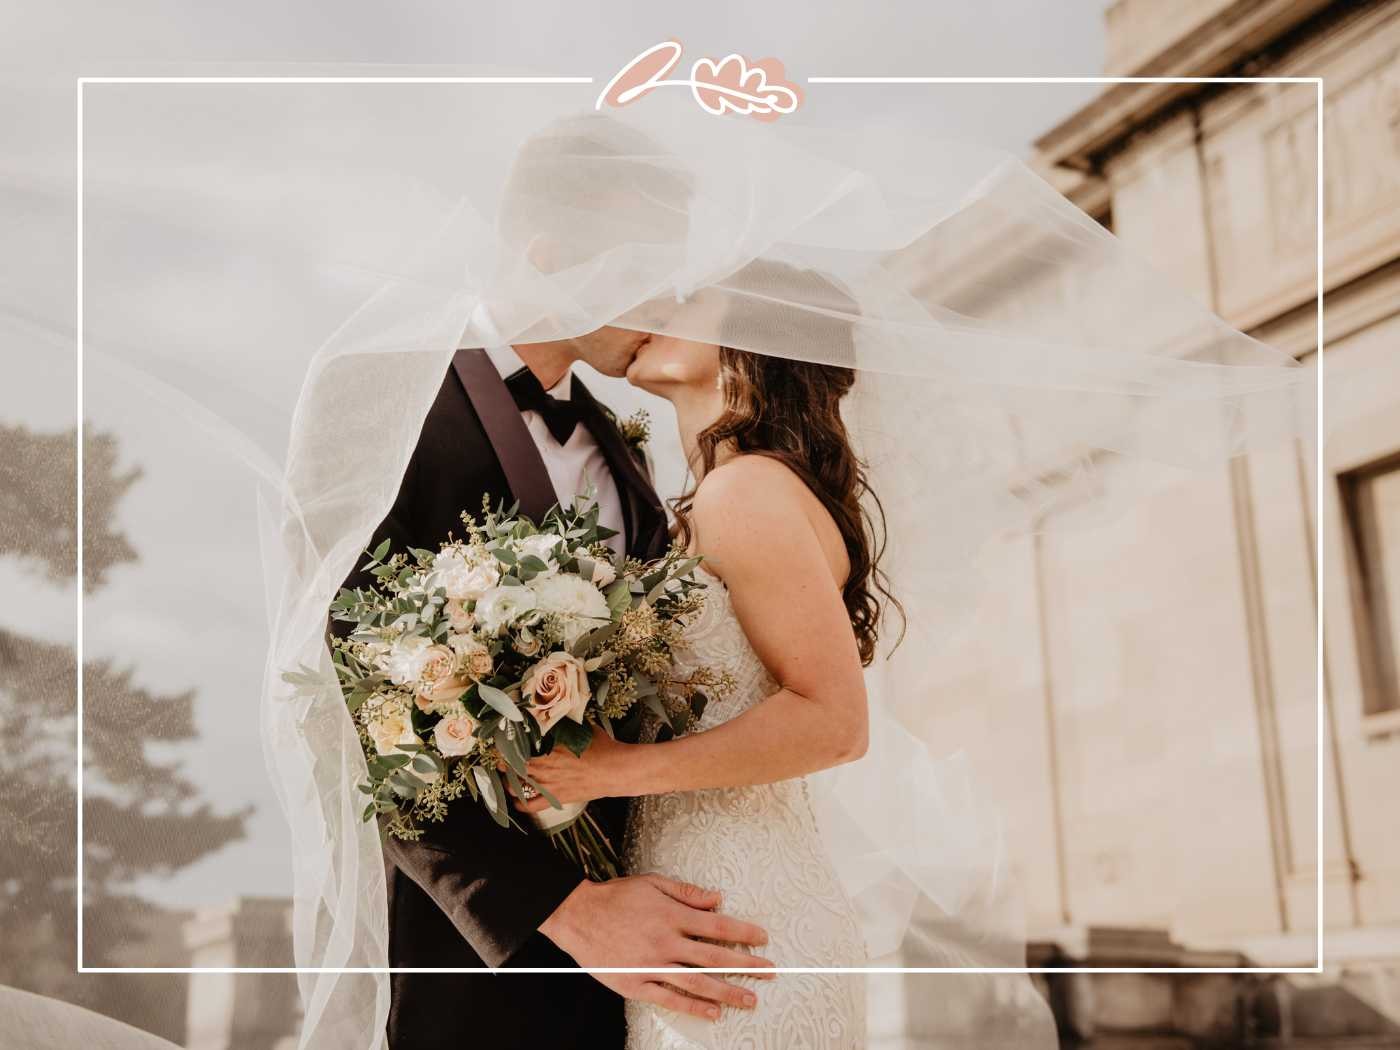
518,456,869,805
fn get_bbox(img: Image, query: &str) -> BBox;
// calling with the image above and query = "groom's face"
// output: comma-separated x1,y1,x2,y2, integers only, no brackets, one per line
569,325,652,378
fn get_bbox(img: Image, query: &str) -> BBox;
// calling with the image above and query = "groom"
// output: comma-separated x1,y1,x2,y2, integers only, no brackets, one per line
337,113,772,1050
338,327,771,1050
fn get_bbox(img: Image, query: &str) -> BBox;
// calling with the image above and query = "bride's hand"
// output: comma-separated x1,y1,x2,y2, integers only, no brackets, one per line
507,729,634,812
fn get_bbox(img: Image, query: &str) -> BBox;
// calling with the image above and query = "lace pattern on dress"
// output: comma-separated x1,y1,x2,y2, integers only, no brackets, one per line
623,566,867,1050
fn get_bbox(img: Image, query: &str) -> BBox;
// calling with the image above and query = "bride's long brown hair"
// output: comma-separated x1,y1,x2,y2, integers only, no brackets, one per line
672,338,905,666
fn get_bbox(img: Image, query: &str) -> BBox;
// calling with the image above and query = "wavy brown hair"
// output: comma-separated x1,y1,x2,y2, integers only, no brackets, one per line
673,345,904,666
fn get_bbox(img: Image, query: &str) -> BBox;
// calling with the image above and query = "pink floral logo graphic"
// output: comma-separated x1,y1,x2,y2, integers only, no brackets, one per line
596,40,803,123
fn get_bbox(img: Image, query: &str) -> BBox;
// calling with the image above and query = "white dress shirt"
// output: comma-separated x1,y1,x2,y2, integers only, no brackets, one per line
485,344,627,555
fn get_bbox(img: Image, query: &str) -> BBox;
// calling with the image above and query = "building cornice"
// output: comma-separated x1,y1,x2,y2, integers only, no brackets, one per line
1034,0,1341,172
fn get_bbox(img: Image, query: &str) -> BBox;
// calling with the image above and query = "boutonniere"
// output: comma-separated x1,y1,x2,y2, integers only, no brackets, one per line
615,409,651,458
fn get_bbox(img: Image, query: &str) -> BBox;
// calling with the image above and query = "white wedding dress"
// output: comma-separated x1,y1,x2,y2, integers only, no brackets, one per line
623,565,869,1050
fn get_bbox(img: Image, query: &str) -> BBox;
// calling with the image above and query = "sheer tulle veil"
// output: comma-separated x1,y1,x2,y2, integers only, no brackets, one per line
45,77,1314,1048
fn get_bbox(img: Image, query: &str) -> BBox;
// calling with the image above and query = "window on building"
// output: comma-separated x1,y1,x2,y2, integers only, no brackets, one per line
1341,453,1400,717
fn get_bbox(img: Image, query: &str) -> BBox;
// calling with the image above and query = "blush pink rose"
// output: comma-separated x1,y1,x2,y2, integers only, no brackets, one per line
415,644,471,711
432,713,478,757
522,651,591,734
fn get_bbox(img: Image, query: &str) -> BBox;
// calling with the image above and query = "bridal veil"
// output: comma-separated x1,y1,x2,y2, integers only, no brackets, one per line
48,76,1314,1047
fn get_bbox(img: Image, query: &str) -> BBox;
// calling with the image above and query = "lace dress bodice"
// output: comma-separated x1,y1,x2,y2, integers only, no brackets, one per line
623,566,867,1050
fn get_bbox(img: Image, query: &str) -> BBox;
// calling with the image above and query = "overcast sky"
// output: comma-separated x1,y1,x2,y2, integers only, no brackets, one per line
2,1,1116,939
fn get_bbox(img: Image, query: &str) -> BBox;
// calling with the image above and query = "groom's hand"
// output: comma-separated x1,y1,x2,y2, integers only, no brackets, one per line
539,874,775,1022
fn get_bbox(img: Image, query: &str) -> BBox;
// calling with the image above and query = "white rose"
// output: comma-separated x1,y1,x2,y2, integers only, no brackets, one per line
474,584,539,634
428,549,500,601
432,712,478,757
516,534,562,576
522,651,592,734
529,573,612,647
382,635,434,687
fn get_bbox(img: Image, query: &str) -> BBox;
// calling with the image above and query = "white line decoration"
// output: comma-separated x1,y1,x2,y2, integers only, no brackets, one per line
596,40,802,121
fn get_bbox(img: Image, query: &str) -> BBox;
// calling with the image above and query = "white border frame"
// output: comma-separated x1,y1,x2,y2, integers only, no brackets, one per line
73,72,1321,980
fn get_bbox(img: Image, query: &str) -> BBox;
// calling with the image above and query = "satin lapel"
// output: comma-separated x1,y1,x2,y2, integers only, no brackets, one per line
451,348,558,522
571,375,669,560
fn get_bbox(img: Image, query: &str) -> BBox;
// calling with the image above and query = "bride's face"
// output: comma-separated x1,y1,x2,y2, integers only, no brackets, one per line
626,334,721,398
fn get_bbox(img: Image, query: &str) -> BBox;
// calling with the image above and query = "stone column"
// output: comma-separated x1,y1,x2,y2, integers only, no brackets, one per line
183,898,300,1050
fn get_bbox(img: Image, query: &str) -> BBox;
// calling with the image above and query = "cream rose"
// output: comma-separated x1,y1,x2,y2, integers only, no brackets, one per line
432,712,478,757
368,709,418,755
589,559,617,588
522,651,592,733
368,708,439,784
444,597,474,632
446,633,495,679
414,643,471,711
571,548,617,588
514,626,542,658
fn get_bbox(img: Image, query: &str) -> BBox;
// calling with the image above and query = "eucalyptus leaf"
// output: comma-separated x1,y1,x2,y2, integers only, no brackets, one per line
604,580,631,617
641,692,669,725
495,723,528,776
552,717,593,758
476,767,510,828
572,619,620,656
478,682,526,722
522,773,561,810
672,556,703,578
501,764,528,807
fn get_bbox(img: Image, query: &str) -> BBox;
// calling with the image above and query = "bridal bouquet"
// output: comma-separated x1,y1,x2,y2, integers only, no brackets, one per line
308,493,726,879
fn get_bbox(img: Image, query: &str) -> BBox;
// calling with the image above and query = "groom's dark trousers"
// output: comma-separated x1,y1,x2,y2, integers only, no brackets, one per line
334,349,669,1050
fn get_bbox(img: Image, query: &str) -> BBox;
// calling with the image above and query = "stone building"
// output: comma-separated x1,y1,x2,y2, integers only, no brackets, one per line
880,0,1400,1045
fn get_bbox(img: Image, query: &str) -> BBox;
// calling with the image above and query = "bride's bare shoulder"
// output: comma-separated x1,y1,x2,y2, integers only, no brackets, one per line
692,454,809,520
689,455,824,556
690,455,849,586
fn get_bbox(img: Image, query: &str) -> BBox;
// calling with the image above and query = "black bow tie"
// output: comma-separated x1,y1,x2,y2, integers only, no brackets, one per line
504,367,580,445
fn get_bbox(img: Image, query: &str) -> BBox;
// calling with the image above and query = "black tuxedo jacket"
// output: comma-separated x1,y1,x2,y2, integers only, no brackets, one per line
335,348,669,1050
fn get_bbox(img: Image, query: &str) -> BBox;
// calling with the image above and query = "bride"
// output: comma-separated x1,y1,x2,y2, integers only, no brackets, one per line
514,296,892,1048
